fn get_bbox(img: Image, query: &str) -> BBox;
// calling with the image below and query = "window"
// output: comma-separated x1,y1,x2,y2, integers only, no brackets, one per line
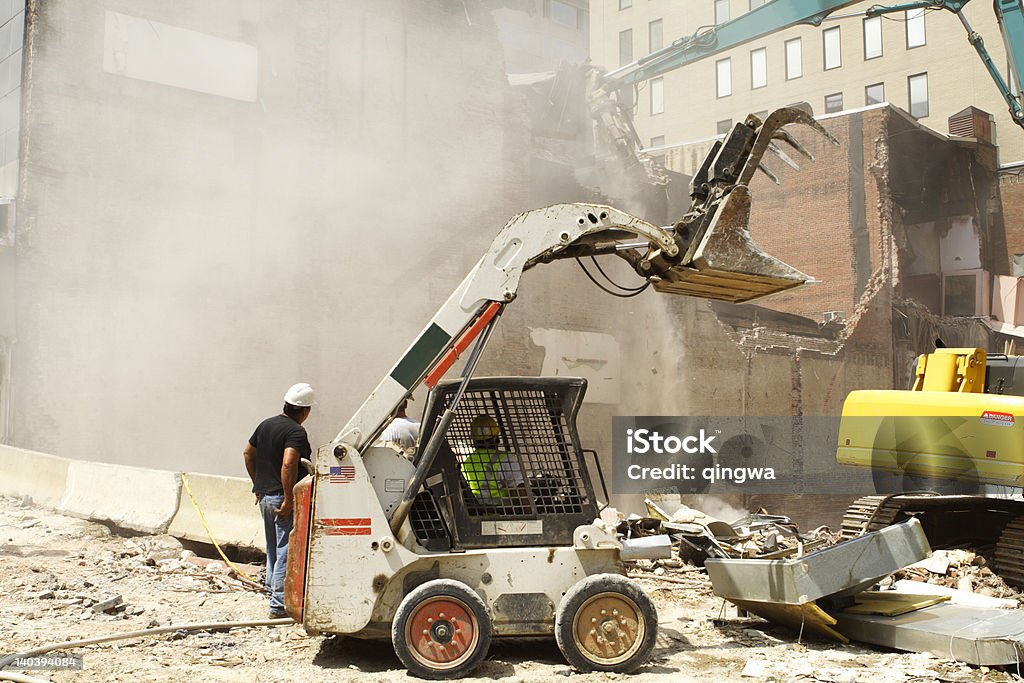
907,9,925,48
717,119,733,135
864,16,882,59
619,29,633,67
550,1,578,28
649,19,663,52
865,82,884,105
754,109,770,120
908,72,928,117
715,0,730,25
619,0,632,9
785,38,802,79
649,136,666,165
824,92,843,113
650,77,664,115
749,0,765,9
750,47,767,89
823,26,841,70
716,57,732,97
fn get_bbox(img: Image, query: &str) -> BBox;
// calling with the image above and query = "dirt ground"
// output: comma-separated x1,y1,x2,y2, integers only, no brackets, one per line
0,495,1019,683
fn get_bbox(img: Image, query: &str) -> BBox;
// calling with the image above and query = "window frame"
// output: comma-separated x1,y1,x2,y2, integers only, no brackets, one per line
714,0,730,25
716,119,734,135
716,57,732,98
906,9,926,48
619,0,632,10
823,26,841,71
650,76,664,115
865,82,884,105
908,72,929,117
619,28,633,67
863,15,882,60
649,18,663,53
785,37,802,80
824,92,843,113
750,47,767,89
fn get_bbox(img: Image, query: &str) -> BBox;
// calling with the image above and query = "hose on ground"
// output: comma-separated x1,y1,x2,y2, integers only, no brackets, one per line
0,617,293,670
179,472,264,589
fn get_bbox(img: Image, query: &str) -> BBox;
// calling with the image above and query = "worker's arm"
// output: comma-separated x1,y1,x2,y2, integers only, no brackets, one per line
243,443,258,501
275,447,301,517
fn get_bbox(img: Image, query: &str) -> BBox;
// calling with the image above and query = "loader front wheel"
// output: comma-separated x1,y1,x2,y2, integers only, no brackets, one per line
555,573,657,673
392,579,492,680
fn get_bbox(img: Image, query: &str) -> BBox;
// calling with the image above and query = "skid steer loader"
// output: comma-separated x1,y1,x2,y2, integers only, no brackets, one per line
282,108,835,679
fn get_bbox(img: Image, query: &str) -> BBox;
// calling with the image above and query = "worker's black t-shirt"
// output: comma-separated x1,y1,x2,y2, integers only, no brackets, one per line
248,414,311,495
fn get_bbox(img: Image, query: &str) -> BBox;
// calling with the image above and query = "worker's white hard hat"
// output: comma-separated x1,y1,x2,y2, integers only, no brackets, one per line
284,382,315,407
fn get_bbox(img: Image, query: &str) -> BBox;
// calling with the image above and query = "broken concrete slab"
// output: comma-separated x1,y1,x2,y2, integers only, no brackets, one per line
835,603,1024,666
705,518,930,604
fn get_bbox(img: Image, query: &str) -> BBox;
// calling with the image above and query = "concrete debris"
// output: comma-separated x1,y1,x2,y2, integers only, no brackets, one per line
134,534,185,562
92,594,124,613
893,549,1021,601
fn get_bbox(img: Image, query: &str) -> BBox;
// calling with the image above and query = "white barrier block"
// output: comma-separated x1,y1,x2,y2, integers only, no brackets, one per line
168,472,263,550
60,460,181,534
0,444,70,508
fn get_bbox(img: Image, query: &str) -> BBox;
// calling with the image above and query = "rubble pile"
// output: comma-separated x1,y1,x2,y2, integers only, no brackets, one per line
890,549,1024,603
601,499,842,566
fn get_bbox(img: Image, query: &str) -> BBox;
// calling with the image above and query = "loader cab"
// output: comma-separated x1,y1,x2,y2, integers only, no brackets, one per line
407,377,603,552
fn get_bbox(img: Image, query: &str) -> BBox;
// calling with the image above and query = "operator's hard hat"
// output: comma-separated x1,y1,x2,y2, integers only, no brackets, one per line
470,414,500,442
284,382,316,407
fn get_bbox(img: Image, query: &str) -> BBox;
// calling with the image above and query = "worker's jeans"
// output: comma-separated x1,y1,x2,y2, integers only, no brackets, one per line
259,494,293,612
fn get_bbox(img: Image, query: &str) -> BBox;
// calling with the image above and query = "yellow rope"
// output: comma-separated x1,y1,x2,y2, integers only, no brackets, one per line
179,472,264,590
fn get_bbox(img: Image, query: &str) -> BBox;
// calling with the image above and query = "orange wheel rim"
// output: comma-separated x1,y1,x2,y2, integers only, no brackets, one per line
405,596,480,670
571,592,645,666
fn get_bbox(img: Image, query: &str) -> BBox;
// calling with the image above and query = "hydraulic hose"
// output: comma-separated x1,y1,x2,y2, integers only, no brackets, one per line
0,617,292,670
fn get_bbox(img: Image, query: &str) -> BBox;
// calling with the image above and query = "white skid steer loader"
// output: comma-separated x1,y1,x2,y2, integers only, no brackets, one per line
282,109,835,679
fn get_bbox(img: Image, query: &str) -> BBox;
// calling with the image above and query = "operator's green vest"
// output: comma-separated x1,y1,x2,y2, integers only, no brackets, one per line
461,448,510,500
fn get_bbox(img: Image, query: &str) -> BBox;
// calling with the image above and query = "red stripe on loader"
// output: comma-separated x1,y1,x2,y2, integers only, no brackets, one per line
319,517,371,527
425,302,502,388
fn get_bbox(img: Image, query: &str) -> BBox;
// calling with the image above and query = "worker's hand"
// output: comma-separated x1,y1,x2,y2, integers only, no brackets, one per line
275,497,293,517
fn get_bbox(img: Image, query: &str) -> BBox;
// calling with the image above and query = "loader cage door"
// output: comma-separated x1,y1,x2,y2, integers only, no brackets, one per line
412,377,598,549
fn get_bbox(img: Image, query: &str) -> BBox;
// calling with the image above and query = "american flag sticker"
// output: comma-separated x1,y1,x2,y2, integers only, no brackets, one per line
329,466,356,484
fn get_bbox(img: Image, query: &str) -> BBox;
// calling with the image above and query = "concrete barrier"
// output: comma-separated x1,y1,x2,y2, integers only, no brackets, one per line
59,460,181,534
0,444,70,508
169,472,263,550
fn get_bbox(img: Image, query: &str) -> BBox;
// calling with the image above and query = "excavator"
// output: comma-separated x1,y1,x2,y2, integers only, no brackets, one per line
838,347,1024,587
280,109,830,680
530,0,1024,218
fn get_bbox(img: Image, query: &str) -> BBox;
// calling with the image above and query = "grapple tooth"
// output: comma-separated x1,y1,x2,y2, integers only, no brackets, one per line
737,106,839,186
757,162,781,185
766,141,800,171
771,128,815,162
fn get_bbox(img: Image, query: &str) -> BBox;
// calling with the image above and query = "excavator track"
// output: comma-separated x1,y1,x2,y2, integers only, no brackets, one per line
995,516,1024,587
841,494,1024,587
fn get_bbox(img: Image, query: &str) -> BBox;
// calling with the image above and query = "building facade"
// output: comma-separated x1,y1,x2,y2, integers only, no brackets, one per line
590,0,1024,168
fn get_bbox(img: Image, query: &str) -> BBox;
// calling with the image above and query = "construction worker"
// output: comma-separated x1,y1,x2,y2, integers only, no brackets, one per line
461,414,526,504
378,397,420,457
243,382,314,618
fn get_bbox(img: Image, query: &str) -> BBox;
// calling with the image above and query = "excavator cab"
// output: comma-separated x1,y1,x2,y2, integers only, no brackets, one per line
408,377,601,552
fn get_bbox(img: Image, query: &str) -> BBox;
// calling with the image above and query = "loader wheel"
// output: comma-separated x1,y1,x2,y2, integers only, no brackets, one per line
555,573,658,673
392,579,492,680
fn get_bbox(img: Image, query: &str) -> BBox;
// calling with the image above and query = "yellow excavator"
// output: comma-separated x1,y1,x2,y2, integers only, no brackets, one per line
838,347,1024,585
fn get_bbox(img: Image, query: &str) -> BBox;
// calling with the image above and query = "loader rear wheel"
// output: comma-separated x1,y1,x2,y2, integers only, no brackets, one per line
555,573,657,673
392,579,492,680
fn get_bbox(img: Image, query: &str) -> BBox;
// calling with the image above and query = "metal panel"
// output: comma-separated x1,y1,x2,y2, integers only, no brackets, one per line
705,519,930,604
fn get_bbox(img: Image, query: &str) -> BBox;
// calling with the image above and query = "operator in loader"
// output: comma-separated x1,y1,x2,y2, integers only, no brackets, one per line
461,414,527,506
242,382,314,618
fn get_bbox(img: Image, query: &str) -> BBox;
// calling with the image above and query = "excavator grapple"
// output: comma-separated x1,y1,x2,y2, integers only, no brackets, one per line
624,107,836,303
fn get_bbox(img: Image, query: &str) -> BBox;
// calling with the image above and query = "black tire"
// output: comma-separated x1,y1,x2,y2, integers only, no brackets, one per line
555,573,658,673
392,579,492,680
